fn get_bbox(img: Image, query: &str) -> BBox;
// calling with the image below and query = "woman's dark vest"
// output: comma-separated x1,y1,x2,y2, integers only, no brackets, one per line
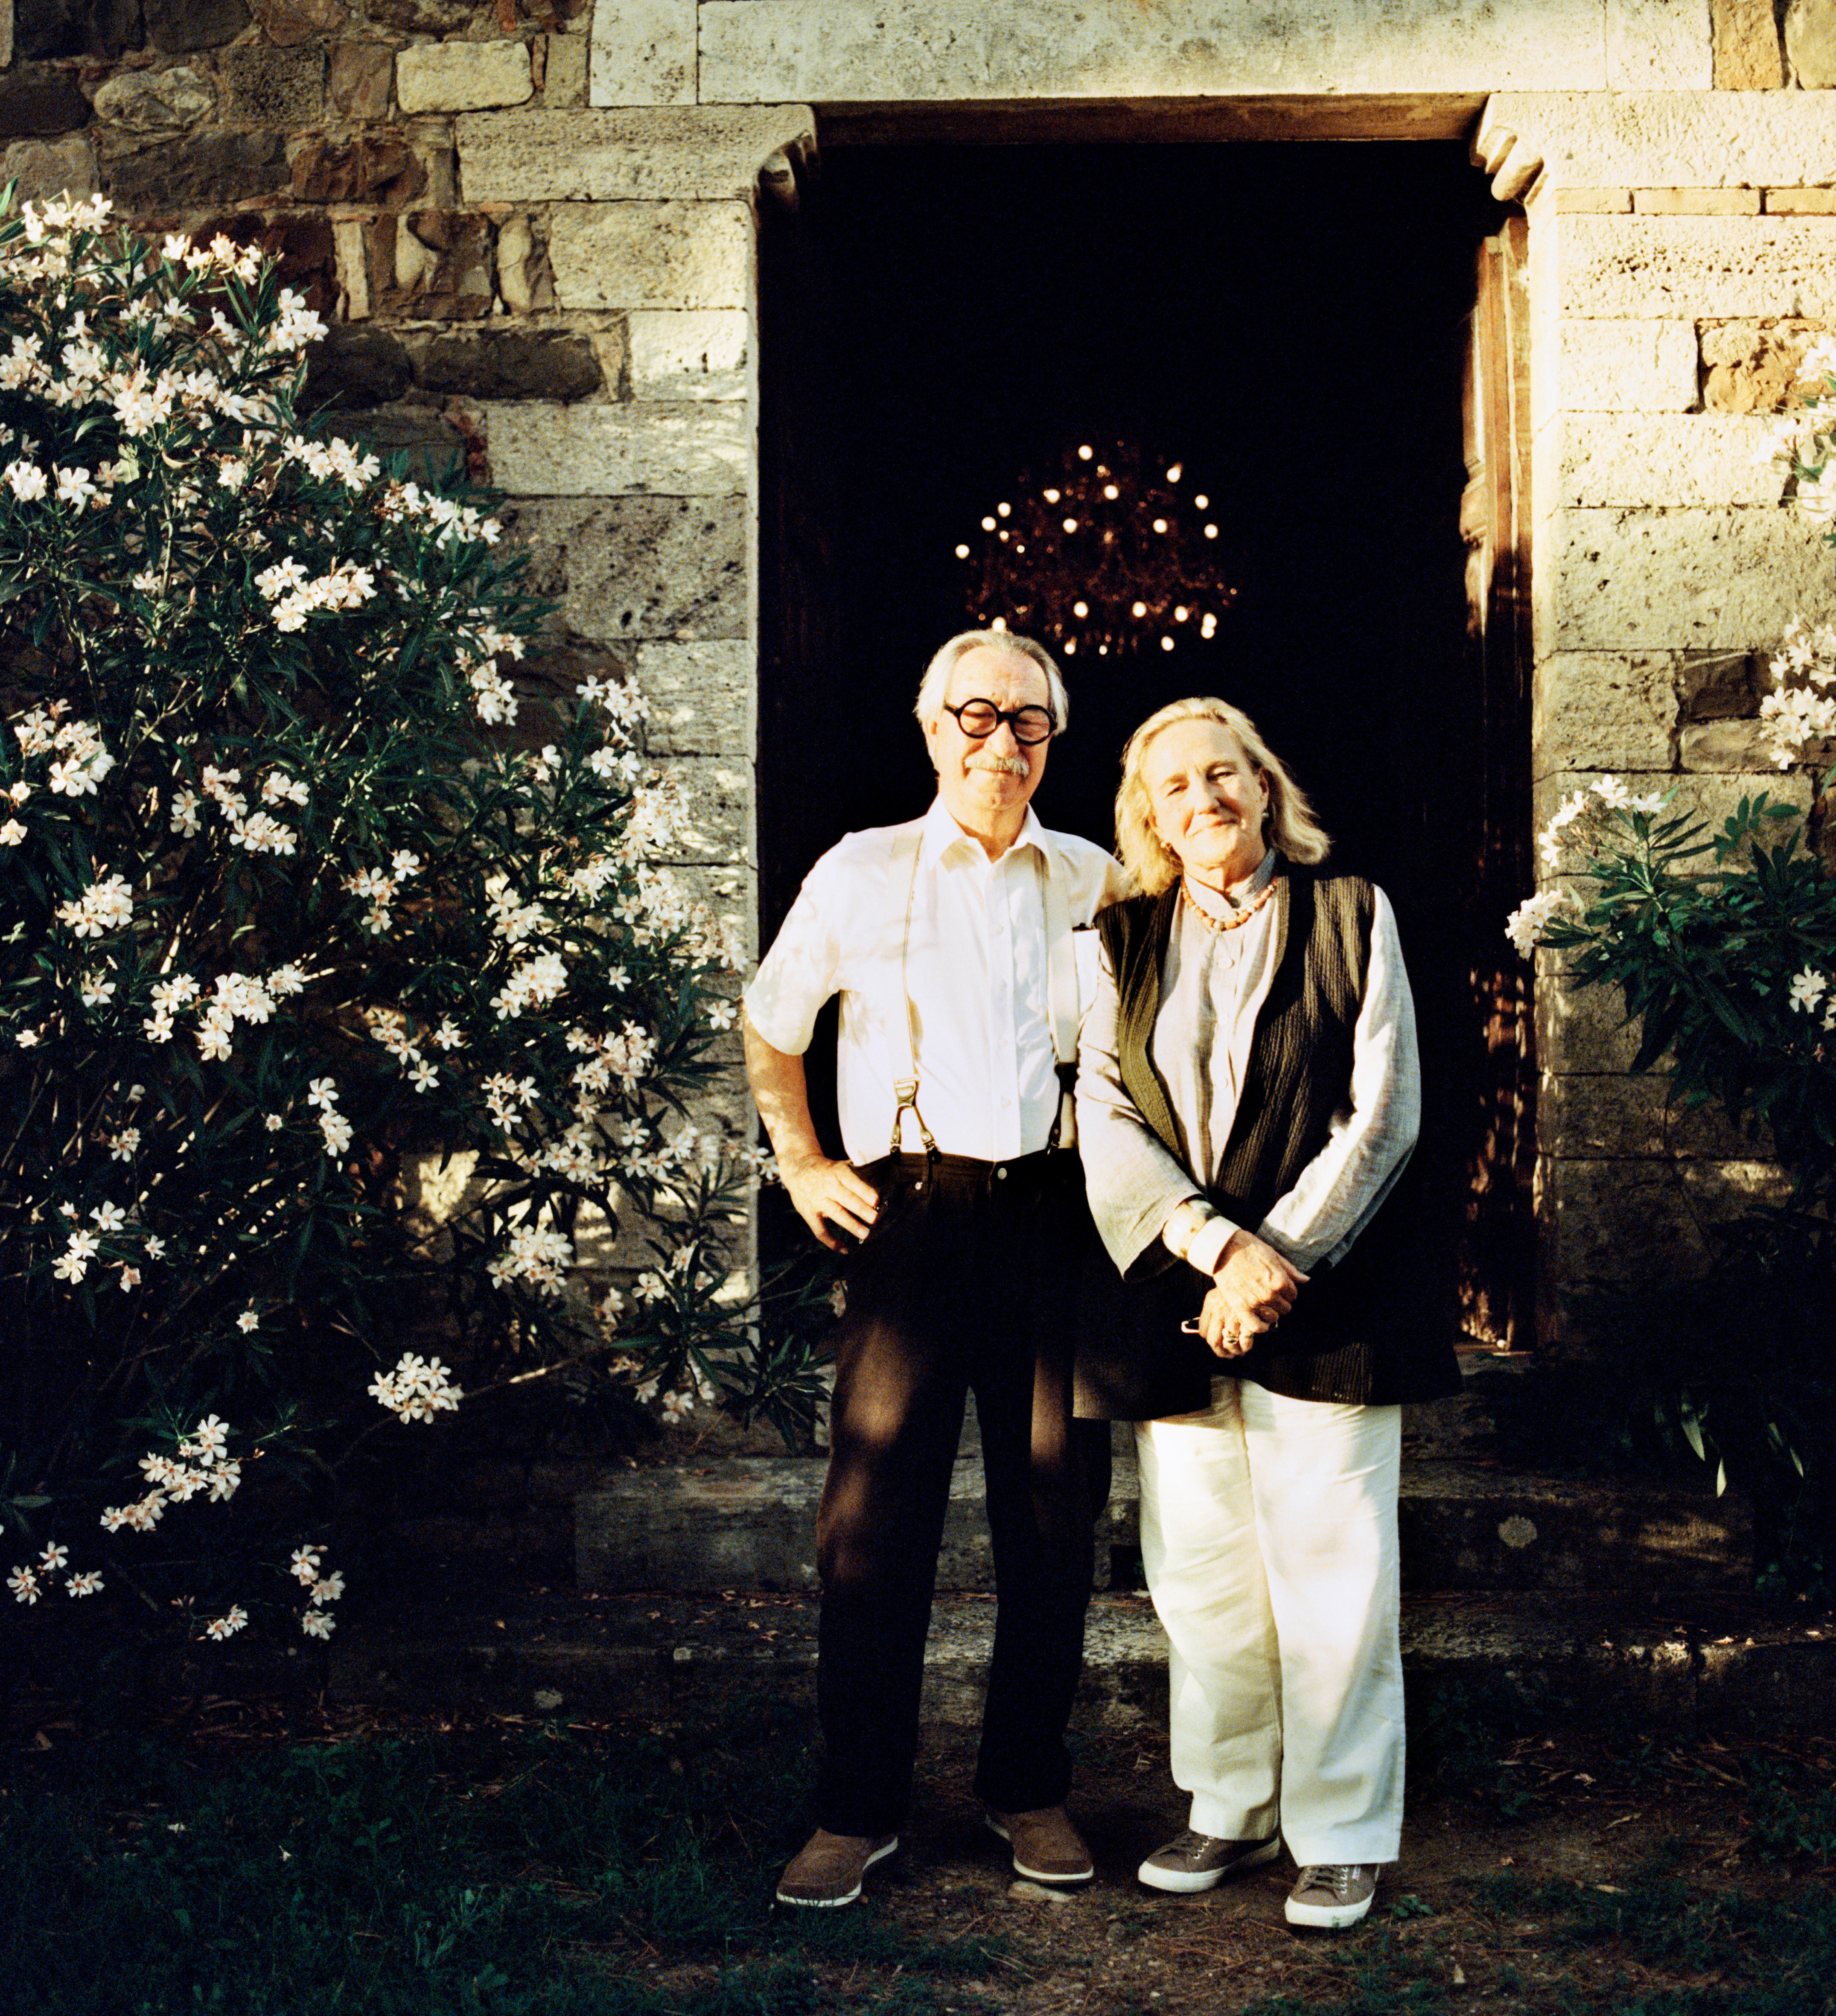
1072,864,1461,1419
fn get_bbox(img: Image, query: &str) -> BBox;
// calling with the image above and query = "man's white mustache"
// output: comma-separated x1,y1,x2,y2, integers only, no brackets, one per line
967,752,1030,778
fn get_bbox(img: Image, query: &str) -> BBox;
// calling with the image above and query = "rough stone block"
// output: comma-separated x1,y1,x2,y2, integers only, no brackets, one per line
502,495,746,643
590,0,694,107
1536,979,1645,1075
370,209,495,320
1786,0,1836,87
328,41,394,122
143,0,247,52
1700,317,1819,412
410,328,601,400
1536,1156,1717,1287
1678,650,1760,719
15,0,138,60
302,324,413,411
1544,212,1836,320
367,0,467,29
251,0,347,46
1608,0,1713,90
627,309,747,400
92,66,214,133
0,132,96,201
664,754,752,864
700,0,1611,103
0,66,91,137
672,862,755,961
1550,188,1633,212
1668,1093,1773,1159
396,40,531,117
1543,508,1836,653
102,129,286,208
1765,187,1836,213
1536,411,1781,509
458,105,813,203
1631,188,1762,214
1540,1069,1769,1159
543,31,587,106
1533,651,1678,773
333,216,369,318
291,130,423,204
491,212,549,314
410,126,458,210
1714,0,1786,85
547,200,750,312
1539,1072,1667,1158
637,640,750,755
1679,718,1793,769
1676,1156,1795,1222
1549,319,1697,416
1481,92,1836,192
484,400,749,497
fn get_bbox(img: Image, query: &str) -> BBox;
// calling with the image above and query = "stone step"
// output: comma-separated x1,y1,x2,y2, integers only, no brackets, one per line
573,1450,1751,1596
381,1353,1529,1579
330,1587,1836,1733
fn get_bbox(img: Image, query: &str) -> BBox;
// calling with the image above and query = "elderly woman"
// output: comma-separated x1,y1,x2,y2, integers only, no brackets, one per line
1075,696,1459,1930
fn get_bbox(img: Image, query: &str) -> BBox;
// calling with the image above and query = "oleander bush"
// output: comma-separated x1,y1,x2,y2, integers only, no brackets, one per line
0,194,818,1648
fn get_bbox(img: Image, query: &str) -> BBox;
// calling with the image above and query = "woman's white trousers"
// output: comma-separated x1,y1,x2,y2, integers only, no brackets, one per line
1134,1377,1404,1865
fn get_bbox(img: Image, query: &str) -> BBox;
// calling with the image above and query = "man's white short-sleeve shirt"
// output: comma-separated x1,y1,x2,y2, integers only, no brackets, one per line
745,798,1122,1165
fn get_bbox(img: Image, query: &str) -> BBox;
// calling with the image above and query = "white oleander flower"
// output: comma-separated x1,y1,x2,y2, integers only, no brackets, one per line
1789,967,1830,1014
1505,889,1577,960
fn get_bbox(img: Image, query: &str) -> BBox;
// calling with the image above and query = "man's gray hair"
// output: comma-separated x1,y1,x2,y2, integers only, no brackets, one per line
913,629,1070,735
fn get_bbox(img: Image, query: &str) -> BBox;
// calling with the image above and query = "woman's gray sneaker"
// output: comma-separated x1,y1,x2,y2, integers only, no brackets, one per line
1137,1830,1281,1894
1284,1863,1378,1928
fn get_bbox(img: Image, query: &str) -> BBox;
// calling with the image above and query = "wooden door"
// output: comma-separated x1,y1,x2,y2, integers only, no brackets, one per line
1456,217,1537,1350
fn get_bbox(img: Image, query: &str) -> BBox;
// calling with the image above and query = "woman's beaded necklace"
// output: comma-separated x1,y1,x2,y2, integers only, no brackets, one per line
1180,875,1277,935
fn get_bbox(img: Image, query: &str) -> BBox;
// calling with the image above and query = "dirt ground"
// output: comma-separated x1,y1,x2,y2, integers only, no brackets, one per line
764,1713,1834,2013
11,1666,1832,2015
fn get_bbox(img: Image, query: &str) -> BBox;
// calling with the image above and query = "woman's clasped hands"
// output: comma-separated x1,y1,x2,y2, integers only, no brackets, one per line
1195,1228,1308,1358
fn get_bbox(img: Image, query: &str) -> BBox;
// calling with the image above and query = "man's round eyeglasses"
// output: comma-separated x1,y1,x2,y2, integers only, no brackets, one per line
944,699,1057,746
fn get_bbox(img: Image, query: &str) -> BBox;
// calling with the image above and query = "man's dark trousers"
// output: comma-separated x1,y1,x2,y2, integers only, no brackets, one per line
813,1148,1110,1837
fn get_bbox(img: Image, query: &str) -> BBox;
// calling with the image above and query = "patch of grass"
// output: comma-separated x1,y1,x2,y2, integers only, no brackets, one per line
1477,1864,1836,2014
1408,1673,1553,1818
0,1704,1006,2016
1239,1932,1458,2015
1745,1756,1836,1866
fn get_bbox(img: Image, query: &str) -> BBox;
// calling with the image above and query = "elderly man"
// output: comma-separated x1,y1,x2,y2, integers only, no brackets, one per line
744,628,1126,1909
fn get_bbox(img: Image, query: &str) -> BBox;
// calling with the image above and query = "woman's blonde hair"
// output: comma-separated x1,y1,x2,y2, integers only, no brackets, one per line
1114,696,1330,894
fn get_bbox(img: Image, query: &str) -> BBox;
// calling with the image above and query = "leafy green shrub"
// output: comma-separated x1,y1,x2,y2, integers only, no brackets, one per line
0,196,809,1644
1509,784,1836,1578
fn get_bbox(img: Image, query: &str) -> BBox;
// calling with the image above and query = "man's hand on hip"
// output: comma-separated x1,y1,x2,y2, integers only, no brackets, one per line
780,1150,880,1252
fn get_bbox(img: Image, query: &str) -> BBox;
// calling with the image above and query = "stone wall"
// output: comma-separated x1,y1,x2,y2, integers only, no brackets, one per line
7,0,1836,1334
1474,90,1836,1332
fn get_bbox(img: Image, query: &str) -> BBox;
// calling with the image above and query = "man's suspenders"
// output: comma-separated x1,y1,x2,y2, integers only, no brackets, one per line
886,826,1080,1158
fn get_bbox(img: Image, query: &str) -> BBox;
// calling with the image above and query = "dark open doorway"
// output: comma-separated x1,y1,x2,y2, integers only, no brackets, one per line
759,140,1529,1346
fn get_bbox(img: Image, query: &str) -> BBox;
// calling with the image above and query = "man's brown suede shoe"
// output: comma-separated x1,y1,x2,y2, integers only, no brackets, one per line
983,1805,1094,1884
774,1828,900,1908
